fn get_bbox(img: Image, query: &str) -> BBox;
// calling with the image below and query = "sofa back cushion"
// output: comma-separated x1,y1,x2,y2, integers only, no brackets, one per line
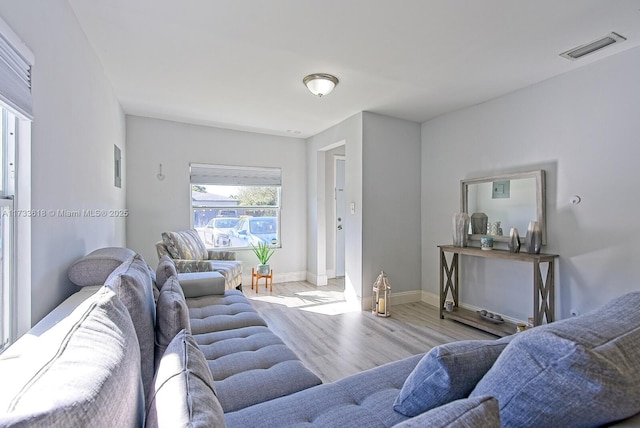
68,247,136,286
161,229,208,260
105,254,156,400
155,275,191,368
146,329,225,428
0,287,144,428
156,254,178,288
471,291,640,427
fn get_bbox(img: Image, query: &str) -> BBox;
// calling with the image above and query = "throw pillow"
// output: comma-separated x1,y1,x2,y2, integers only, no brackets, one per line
470,291,640,427
145,329,226,428
161,229,208,260
154,275,191,368
393,337,512,417
393,396,500,428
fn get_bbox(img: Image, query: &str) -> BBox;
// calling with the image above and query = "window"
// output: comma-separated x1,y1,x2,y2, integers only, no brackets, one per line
0,17,33,353
190,163,281,250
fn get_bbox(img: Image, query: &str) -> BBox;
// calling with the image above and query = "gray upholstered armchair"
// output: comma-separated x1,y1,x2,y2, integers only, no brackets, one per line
155,229,243,289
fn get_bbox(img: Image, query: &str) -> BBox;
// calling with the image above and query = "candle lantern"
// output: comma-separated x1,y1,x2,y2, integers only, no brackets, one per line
372,270,391,317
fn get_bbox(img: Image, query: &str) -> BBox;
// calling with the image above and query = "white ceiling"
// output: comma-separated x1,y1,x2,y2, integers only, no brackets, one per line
67,0,640,138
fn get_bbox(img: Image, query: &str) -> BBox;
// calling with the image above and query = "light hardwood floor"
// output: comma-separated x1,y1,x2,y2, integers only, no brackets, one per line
245,278,495,383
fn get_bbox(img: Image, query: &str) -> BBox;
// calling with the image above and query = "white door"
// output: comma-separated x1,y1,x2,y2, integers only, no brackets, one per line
335,158,346,277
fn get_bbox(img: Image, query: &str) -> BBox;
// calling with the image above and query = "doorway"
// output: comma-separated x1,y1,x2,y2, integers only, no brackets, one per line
334,156,345,278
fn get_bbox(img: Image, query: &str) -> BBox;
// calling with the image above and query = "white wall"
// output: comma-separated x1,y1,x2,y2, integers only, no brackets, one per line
421,46,640,321
306,112,421,308
125,116,307,283
362,112,422,304
306,113,362,302
0,0,126,328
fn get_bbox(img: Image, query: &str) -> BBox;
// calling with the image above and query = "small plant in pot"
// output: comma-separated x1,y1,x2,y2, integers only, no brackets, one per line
251,241,275,275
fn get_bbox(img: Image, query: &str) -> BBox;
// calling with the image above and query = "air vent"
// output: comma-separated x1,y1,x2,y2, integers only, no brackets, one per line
560,32,626,60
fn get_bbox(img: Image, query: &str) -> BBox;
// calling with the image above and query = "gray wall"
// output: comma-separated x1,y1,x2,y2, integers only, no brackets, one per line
363,112,422,302
421,45,640,320
0,1,126,329
125,116,308,284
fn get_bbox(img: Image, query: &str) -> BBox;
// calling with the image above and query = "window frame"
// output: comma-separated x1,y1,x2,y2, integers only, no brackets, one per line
189,163,282,251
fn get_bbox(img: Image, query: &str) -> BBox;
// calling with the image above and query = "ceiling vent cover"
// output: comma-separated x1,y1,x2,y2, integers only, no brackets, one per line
560,32,627,60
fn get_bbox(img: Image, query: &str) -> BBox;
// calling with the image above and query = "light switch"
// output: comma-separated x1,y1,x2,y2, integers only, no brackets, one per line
350,202,355,214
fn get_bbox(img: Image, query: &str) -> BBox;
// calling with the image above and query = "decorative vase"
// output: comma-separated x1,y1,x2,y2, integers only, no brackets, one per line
525,221,542,254
257,264,271,275
452,212,470,247
508,227,521,253
470,212,488,235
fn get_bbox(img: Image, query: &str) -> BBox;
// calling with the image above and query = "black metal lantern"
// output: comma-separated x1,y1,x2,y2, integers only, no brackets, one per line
372,271,391,317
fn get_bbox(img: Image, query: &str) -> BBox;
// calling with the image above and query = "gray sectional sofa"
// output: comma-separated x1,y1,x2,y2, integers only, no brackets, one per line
2,246,640,427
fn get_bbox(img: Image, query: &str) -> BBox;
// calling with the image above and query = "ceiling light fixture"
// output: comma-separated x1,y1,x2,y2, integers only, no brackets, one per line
303,73,339,97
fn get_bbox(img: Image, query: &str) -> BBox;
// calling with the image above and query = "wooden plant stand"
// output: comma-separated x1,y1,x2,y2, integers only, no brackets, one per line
251,267,273,293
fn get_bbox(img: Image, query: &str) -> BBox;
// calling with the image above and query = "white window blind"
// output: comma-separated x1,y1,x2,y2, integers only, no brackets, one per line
190,163,281,186
0,17,33,119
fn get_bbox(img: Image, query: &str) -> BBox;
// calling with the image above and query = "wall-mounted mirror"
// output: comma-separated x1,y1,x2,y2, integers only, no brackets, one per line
461,170,546,244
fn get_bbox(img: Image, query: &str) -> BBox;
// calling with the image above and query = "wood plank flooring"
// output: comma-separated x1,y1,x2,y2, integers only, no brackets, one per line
245,278,495,383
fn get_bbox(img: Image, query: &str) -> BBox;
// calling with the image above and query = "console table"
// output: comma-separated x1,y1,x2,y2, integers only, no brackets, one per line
438,245,558,337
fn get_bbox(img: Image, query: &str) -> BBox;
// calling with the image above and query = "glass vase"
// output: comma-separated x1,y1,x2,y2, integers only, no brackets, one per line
525,221,542,254
508,227,521,253
452,212,470,247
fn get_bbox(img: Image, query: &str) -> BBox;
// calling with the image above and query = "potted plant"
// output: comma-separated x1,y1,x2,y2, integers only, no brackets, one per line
251,241,275,275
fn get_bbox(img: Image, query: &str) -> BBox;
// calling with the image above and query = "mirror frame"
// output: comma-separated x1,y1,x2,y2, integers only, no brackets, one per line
461,170,546,245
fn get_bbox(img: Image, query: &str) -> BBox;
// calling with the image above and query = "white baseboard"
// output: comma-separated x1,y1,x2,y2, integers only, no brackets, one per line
305,272,328,286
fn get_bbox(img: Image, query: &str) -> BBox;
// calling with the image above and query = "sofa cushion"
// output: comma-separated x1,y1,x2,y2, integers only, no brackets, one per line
393,337,511,416
394,396,500,428
471,291,640,428
146,329,226,428
0,287,144,428
105,253,156,400
225,354,423,427
155,275,191,368
178,271,226,297
187,290,267,334
67,247,136,286
162,229,208,260
155,254,178,288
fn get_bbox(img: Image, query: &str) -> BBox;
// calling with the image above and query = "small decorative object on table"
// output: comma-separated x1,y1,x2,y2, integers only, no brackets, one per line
525,221,542,254
477,309,504,324
452,212,469,247
372,271,391,317
508,227,521,253
470,212,488,235
251,241,275,275
444,300,454,312
480,235,493,250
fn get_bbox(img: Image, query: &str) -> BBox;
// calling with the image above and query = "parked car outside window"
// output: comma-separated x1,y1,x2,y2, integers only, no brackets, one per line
204,217,239,247
230,217,278,247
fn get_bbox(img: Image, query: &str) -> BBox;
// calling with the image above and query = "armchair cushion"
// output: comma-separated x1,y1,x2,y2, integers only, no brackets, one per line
161,229,208,260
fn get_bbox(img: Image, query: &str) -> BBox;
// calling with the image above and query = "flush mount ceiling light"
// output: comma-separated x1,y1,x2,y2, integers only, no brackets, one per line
560,32,626,61
303,73,339,97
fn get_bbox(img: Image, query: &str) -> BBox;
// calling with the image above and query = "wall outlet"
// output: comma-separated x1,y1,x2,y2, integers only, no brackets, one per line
570,309,579,317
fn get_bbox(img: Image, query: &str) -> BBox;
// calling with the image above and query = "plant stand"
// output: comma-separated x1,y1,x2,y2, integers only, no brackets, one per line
251,267,273,293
